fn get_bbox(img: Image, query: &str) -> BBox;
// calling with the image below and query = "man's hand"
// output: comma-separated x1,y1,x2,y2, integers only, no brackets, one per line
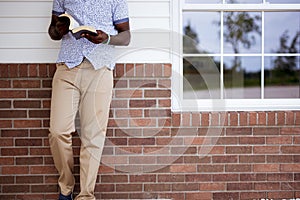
81,30,108,44
48,15,70,40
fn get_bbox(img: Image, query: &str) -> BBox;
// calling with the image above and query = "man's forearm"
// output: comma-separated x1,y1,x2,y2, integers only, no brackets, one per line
109,30,131,46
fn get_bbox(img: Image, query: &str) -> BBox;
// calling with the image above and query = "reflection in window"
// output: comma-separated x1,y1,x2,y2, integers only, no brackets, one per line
226,0,262,3
267,0,300,3
183,57,221,99
223,12,262,54
264,56,300,98
224,56,261,99
265,12,300,54
183,12,220,54
185,0,222,3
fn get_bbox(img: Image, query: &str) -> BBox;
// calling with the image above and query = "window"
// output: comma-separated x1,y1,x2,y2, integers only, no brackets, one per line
172,0,300,111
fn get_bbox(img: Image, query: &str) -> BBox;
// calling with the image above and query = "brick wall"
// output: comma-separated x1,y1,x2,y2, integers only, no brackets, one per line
0,63,299,200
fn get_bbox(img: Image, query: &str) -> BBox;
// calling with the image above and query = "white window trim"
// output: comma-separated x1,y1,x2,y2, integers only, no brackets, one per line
171,1,300,112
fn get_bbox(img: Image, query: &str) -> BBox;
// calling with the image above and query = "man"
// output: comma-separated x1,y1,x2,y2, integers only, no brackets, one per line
47,0,130,199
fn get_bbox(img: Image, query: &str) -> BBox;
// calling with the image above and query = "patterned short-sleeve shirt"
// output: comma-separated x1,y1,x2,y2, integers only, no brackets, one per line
52,0,129,70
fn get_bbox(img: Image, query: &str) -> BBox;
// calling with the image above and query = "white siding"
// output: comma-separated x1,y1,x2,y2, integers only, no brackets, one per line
0,0,172,63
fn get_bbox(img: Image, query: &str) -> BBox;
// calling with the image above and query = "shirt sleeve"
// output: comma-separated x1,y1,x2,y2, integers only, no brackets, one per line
52,0,65,16
112,0,129,25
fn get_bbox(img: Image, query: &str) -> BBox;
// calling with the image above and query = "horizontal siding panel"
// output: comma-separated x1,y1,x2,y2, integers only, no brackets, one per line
0,2,52,17
0,17,169,33
0,31,170,49
0,1,169,18
0,48,170,63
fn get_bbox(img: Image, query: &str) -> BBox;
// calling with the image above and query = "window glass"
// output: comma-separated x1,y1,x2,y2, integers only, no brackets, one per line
224,56,262,98
267,0,300,3
264,56,300,98
183,12,220,54
223,12,262,54
226,0,262,3
185,0,222,3
183,57,221,99
264,12,300,54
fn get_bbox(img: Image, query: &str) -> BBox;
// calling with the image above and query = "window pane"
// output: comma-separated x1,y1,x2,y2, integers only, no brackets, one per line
267,0,300,3
183,57,221,99
223,12,262,53
224,56,261,98
183,12,220,54
226,0,262,3
185,0,222,3
264,56,300,98
265,12,300,54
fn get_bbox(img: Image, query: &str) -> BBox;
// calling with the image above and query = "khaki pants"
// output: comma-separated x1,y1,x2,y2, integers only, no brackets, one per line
49,60,113,200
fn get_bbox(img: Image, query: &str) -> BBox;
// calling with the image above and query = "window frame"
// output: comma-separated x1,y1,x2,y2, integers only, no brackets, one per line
171,1,300,112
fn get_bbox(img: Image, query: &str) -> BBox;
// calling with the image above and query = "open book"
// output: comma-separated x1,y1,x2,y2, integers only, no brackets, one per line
58,13,98,39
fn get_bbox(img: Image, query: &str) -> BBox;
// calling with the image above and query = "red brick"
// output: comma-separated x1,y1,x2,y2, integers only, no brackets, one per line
239,136,265,144
281,127,300,135
213,192,239,200
2,185,30,193
212,155,238,163
1,148,28,156
144,183,171,192
0,120,12,128
153,64,163,77
28,90,51,98
281,146,300,154
200,182,225,191
258,112,267,125
101,175,128,183
267,173,293,181
239,112,248,126
255,182,280,190
267,191,295,199
201,112,210,126
125,63,134,76
0,157,14,165
240,192,266,199
186,192,212,200
130,174,156,182
158,174,185,182
163,63,172,77
16,157,43,165
170,165,196,173
226,146,252,154
227,182,253,190
13,100,41,108
13,80,40,88
2,166,29,174
16,175,43,184
198,164,224,173
0,110,27,118
281,164,300,172
213,174,239,181
229,112,238,126
254,146,280,154
172,183,199,191
19,64,28,77
277,111,286,125
267,111,276,125
144,89,171,98
267,155,294,163
128,138,155,145
226,127,252,135
14,120,42,128
249,112,257,125
116,184,142,192
253,127,279,135
240,173,267,182
172,113,181,127
225,164,252,172
254,164,280,172
129,99,156,108
0,100,11,108
0,90,26,98
267,136,292,144
239,155,265,163
0,80,11,88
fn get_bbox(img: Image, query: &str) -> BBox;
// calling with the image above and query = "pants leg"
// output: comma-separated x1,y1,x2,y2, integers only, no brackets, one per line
49,63,80,196
75,63,113,200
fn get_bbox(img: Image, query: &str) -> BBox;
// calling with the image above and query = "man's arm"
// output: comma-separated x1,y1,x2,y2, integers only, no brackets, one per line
48,14,69,40
82,21,131,46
